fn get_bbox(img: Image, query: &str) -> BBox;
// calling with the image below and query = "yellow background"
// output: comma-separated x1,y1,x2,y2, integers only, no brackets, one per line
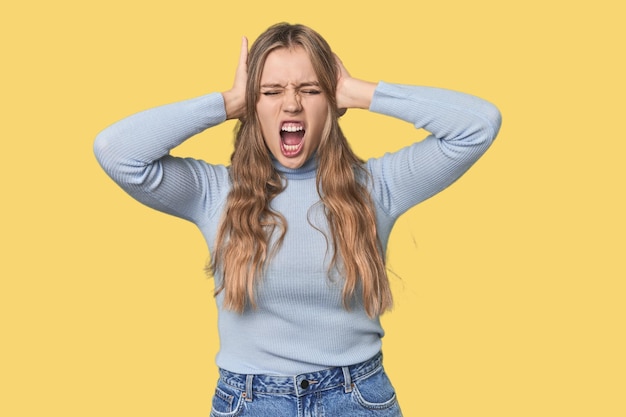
1,0,624,416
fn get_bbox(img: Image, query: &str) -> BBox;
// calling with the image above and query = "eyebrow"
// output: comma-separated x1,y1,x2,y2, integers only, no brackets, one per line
260,81,320,89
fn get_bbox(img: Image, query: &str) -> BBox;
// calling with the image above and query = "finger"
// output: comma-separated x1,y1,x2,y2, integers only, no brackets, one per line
334,53,349,78
238,36,248,73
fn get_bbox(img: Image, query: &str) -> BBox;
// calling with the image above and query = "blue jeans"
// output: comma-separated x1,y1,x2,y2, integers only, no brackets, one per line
209,352,402,417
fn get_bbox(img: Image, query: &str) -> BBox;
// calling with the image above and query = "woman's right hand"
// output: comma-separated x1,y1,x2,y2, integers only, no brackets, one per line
222,37,248,120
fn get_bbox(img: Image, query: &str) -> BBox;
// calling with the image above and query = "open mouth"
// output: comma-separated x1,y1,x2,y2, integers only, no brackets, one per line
280,122,305,157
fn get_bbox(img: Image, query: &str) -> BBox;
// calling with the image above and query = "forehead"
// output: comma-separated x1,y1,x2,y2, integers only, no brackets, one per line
260,46,318,84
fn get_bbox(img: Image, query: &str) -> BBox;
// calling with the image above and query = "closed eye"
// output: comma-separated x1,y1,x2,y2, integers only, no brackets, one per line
260,87,321,96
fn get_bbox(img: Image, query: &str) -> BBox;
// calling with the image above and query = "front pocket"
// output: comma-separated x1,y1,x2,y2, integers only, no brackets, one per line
210,383,245,417
352,367,398,410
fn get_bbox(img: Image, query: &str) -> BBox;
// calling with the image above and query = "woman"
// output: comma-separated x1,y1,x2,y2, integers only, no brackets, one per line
95,23,501,417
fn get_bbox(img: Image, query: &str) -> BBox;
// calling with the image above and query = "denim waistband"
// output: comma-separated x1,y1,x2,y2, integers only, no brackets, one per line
218,351,383,398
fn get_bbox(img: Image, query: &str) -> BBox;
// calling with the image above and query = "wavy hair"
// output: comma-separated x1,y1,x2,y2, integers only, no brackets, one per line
210,23,392,317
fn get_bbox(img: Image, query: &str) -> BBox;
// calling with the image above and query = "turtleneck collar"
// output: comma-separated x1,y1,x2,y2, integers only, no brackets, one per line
271,155,318,180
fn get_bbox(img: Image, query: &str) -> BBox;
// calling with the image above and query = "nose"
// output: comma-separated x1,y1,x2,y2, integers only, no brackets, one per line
283,90,302,113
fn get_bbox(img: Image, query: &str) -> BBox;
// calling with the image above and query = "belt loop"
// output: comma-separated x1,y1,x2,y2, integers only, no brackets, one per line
245,374,254,402
342,366,353,393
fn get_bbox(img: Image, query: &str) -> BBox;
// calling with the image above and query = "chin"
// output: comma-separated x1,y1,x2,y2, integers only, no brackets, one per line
278,156,306,169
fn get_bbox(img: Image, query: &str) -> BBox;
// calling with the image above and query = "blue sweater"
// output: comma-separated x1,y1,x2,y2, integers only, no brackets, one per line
94,82,501,375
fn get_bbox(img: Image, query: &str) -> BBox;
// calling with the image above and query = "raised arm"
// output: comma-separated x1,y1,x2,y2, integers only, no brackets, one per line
369,81,501,218
335,56,502,218
93,38,249,223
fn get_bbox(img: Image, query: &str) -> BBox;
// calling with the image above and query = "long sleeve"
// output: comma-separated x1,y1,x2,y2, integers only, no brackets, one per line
93,93,231,223
366,81,502,219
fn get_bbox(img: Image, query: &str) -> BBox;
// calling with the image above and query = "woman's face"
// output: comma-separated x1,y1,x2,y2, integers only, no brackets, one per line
256,46,329,169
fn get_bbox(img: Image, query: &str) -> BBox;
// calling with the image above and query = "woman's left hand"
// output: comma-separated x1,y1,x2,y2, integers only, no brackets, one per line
335,54,377,112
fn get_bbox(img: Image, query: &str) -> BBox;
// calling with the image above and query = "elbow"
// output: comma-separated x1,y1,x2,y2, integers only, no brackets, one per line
93,126,134,182
93,128,117,173
462,101,502,158
93,128,159,188
482,101,502,144
93,130,108,164
467,101,502,154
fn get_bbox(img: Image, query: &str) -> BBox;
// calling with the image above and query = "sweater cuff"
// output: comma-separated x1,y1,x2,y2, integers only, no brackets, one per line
198,92,228,127
369,81,420,122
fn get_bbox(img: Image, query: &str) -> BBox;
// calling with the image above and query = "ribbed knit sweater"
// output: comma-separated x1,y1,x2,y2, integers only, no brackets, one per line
94,81,501,375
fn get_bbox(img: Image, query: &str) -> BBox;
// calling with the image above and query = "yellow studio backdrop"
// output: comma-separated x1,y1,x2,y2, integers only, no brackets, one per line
1,0,623,416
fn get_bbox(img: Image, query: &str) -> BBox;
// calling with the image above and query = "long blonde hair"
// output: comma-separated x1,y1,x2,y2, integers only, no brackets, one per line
210,23,392,317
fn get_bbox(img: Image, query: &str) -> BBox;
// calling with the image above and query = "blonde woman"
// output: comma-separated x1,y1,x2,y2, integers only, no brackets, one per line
95,23,501,417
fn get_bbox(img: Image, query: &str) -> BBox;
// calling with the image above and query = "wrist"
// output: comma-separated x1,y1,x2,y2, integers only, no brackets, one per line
222,90,245,120
340,78,376,110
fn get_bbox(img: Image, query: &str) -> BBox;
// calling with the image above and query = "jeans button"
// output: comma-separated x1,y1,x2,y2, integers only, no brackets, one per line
300,380,309,389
